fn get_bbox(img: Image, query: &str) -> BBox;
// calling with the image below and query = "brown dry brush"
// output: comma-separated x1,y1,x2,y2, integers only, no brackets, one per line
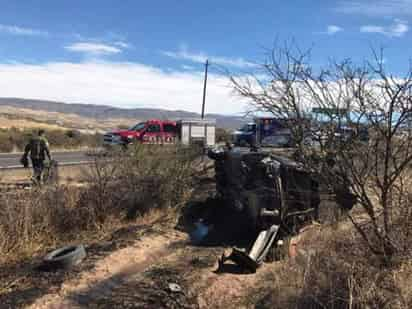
0,187,87,261
230,42,412,264
228,42,412,307
296,234,405,309
0,144,198,263
247,228,412,309
81,144,198,220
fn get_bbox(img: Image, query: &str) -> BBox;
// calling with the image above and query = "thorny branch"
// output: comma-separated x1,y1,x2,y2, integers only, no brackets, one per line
230,43,412,262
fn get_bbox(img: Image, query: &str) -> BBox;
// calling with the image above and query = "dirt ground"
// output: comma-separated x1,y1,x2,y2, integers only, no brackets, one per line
0,214,294,309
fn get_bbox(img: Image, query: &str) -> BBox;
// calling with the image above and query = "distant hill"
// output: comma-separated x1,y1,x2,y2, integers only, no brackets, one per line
0,98,248,130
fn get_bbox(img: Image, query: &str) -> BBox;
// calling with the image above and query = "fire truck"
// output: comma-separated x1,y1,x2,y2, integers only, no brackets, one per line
103,119,216,147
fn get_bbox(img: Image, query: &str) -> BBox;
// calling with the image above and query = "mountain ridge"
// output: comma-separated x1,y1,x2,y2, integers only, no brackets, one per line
0,98,247,129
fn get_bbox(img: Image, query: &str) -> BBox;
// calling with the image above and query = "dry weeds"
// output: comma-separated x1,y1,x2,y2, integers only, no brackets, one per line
242,220,412,309
0,145,198,264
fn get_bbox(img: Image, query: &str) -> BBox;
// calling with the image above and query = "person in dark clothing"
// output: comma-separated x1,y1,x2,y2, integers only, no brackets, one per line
23,129,52,184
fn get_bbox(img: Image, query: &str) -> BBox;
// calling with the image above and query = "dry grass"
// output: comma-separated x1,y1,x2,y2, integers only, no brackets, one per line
0,127,103,152
0,145,198,264
0,105,136,132
0,116,65,131
244,220,412,309
0,187,85,261
1,164,88,183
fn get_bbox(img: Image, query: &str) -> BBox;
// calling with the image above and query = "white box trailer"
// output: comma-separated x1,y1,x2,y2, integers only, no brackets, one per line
177,119,216,147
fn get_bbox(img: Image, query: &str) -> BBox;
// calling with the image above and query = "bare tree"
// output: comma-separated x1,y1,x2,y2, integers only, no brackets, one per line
231,43,412,263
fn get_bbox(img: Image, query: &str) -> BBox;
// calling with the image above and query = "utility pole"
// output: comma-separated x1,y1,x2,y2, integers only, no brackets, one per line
201,59,209,119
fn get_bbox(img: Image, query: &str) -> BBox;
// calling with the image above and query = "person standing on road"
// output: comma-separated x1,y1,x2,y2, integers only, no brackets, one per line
23,129,52,184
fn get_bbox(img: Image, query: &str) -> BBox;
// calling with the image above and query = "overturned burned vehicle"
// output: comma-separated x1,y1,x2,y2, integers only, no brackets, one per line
206,146,355,272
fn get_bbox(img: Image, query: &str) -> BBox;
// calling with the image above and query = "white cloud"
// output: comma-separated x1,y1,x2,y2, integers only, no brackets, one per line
65,42,122,55
326,25,343,35
161,46,257,68
360,25,385,34
113,41,130,49
391,19,409,35
182,65,195,70
336,0,412,16
0,24,48,37
360,19,409,37
0,61,245,115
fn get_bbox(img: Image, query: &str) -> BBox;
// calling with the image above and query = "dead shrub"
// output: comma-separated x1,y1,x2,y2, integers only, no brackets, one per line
0,145,198,270
297,230,411,308
81,144,198,220
0,187,88,261
79,157,120,225
0,144,198,264
247,224,412,309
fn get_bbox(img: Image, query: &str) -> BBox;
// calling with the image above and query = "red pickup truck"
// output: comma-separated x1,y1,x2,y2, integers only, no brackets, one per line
103,119,178,146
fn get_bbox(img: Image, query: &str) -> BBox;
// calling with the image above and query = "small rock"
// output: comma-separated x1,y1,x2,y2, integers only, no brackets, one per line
168,283,182,293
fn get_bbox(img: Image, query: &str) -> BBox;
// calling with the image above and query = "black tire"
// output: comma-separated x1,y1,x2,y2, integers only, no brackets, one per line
41,245,86,271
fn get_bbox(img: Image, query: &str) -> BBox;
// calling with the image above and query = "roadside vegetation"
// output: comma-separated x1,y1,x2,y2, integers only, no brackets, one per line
0,145,199,264
0,127,102,152
240,219,412,308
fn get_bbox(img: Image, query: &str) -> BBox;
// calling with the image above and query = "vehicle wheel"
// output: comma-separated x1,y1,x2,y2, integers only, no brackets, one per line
41,245,86,271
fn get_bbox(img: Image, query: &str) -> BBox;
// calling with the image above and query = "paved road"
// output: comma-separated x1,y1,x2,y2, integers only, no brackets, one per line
0,151,94,168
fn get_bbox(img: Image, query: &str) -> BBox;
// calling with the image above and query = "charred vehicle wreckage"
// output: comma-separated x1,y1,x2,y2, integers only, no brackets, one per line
201,146,356,273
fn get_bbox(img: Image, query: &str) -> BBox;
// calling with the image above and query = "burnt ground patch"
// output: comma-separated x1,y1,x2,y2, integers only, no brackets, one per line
67,266,200,309
65,239,224,309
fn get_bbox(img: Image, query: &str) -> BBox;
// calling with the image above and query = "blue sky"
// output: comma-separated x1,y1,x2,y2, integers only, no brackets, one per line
0,0,411,114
